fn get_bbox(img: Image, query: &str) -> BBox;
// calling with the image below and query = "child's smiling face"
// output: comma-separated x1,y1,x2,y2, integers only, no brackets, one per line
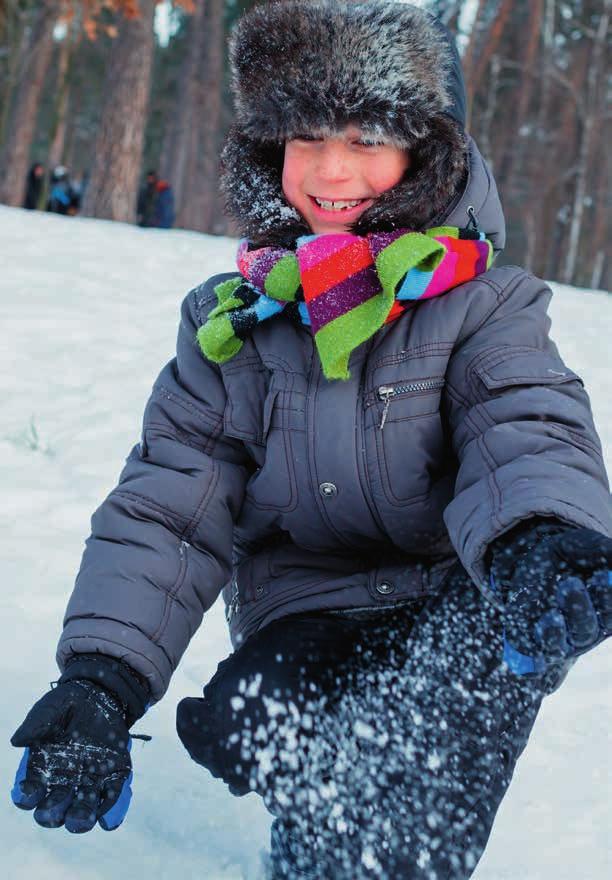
282,124,410,235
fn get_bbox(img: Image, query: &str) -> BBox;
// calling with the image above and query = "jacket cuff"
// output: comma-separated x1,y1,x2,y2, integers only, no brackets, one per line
445,462,612,602
487,516,570,562
59,653,150,727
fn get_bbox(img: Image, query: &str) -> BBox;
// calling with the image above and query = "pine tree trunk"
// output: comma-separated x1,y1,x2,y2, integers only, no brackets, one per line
176,0,225,233
48,35,72,172
541,41,589,280
477,53,501,169
562,4,609,284
462,0,489,83
0,3,28,150
161,1,206,215
528,0,556,278
199,0,225,233
81,0,156,222
466,0,513,95
588,114,608,290
499,0,544,195
0,0,58,206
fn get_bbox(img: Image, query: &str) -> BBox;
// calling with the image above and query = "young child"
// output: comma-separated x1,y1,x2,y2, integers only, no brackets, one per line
11,3,612,878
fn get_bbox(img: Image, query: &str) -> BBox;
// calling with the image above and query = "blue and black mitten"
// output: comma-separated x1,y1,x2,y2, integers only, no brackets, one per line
10,654,150,833
489,522,612,675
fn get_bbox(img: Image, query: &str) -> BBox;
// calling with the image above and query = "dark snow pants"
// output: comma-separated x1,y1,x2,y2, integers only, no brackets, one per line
177,566,567,879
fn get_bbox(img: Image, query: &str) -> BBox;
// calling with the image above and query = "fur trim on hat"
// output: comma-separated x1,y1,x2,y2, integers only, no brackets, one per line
221,0,469,246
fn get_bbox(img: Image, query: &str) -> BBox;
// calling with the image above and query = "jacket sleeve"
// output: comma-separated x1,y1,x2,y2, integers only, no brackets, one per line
443,267,612,598
56,278,250,702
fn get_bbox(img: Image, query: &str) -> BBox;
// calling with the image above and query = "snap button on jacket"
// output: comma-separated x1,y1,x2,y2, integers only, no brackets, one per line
319,483,338,499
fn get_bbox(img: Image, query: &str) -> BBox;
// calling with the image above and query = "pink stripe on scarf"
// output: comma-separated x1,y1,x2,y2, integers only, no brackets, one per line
297,233,356,271
420,238,459,299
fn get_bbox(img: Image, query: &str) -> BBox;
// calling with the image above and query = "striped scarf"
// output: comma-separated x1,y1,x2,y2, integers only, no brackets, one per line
199,226,493,380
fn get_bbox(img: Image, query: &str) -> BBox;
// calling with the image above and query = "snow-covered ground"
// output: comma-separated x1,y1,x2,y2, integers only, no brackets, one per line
0,205,610,879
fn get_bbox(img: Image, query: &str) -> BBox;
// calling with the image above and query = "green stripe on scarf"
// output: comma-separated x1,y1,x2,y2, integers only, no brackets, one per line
196,277,244,364
265,254,301,301
375,233,445,297
315,297,391,380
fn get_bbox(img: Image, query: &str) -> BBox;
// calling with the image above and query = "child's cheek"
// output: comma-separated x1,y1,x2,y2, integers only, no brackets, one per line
368,151,410,195
281,154,302,210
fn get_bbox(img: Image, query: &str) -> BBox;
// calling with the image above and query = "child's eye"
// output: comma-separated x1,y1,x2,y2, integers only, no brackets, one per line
293,134,321,143
356,139,384,148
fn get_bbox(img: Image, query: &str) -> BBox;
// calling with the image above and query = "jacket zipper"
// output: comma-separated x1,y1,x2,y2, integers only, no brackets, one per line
357,342,388,540
225,576,241,623
378,379,446,430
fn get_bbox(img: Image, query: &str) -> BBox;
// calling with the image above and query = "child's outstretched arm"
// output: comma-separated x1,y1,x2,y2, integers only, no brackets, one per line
442,266,612,612
11,275,250,831
56,275,250,703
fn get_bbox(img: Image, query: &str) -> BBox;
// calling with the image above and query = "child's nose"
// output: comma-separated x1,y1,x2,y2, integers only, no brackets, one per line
314,143,352,181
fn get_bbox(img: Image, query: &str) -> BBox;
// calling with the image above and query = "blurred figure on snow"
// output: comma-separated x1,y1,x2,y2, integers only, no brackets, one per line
67,171,88,215
137,170,159,227
47,166,77,216
23,163,45,210
153,178,175,229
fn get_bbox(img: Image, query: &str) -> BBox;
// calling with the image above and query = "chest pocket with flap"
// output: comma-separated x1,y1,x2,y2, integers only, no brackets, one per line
472,347,583,394
221,364,300,512
469,347,600,458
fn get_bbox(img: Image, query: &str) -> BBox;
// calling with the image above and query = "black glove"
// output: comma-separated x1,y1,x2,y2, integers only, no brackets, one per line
10,654,150,833
490,522,612,675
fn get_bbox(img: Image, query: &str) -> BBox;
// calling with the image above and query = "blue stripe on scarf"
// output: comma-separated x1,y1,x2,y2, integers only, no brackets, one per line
296,234,321,247
254,296,285,321
397,267,434,300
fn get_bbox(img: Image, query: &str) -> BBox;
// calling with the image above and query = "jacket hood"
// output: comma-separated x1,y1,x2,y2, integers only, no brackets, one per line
445,137,506,255
220,0,504,251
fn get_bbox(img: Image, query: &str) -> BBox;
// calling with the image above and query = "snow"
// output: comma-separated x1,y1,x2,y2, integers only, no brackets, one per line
0,205,610,879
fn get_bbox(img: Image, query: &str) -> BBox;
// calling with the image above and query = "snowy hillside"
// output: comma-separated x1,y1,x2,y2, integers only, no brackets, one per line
0,205,610,880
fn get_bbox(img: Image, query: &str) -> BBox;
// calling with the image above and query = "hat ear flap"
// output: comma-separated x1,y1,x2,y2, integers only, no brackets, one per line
353,117,468,236
220,128,311,247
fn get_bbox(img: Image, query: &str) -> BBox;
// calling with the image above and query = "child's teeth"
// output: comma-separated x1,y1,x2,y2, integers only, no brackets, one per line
315,198,364,211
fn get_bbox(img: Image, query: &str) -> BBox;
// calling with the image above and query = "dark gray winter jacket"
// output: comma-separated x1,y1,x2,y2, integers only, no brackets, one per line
57,143,612,703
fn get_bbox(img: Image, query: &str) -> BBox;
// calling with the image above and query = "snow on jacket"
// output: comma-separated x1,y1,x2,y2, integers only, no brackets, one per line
57,141,612,703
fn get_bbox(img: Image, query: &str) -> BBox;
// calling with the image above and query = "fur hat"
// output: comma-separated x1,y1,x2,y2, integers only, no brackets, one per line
221,0,469,246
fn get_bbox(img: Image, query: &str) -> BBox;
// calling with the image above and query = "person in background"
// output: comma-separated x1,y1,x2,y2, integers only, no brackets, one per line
137,170,159,227
65,171,88,216
154,177,175,229
23,163,45,210
47,166,74,216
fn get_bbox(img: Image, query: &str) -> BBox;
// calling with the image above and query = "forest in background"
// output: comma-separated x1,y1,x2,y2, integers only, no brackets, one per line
0,0,609,290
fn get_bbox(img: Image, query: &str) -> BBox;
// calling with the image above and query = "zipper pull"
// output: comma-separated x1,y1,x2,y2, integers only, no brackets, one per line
466,205,480,234
378,386,395,431
226,577,241,623
227,594,240,623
